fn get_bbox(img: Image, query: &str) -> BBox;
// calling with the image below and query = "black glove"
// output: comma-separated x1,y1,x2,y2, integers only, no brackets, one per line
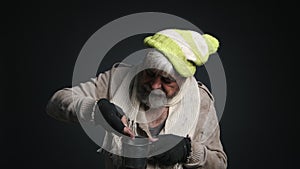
97,99,148,168
149,134,191,166
96,98,125,134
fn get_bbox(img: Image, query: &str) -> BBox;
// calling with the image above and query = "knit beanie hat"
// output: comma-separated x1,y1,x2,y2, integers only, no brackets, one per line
144,29,219,77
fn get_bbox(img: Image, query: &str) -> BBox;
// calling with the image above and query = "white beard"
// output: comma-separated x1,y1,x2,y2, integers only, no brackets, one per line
147,89,167,108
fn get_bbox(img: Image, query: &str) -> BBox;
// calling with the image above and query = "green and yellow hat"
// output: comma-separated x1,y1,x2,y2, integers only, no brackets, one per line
144,29,219,77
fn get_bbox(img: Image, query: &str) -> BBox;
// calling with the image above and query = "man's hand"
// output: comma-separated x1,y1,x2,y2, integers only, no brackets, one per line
121,115,135,139
97,99,135,138
149,134,191,166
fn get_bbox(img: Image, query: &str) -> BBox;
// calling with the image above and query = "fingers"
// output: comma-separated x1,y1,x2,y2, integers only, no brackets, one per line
121,115,135,139
148,137,159,142
123,126,135,139
119,115,135,139
121,116,128,126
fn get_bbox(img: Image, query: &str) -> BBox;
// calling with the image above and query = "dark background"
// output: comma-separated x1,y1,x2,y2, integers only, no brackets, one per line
3,1,297,169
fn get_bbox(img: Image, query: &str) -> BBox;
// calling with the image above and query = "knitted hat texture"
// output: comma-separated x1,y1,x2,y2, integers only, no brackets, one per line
144,29,219,77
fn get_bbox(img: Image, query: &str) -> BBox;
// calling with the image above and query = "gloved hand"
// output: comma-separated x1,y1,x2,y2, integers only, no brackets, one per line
97,99,142,168
96,98,134,138
148,134,191,166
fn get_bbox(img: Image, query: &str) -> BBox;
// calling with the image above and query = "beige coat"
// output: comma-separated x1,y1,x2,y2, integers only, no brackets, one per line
46,63,227,169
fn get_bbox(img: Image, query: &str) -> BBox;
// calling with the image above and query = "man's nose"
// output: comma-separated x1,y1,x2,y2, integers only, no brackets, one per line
151,76,162,89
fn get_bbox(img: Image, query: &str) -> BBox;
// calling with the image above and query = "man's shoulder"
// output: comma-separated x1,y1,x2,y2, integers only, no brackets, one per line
112,62,133,69
109,62,133,74
197,81,214,101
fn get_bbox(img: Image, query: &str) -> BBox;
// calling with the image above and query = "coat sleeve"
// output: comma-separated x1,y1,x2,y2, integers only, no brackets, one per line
46,70,111,123
183,84,227,169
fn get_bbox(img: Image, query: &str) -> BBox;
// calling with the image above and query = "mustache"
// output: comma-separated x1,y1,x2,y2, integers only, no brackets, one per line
147,89,167,108
149,89,166,98
144,89,168,108
141,84,166,95
136,85,167,108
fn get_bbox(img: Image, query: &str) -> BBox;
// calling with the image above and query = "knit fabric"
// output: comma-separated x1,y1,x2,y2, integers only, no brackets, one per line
144,29,219,77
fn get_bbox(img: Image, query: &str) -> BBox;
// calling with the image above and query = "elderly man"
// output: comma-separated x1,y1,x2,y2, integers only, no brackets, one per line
46,29,227,169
